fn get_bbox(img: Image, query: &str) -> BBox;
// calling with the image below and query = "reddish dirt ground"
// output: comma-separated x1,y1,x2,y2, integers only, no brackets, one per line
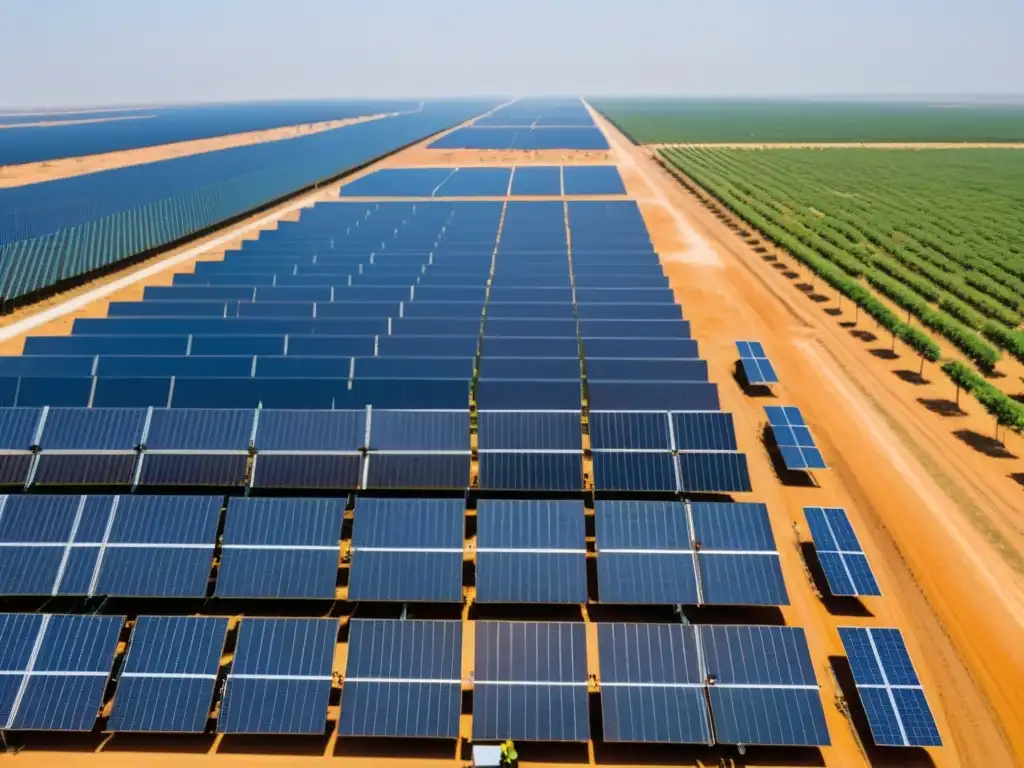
3,102,1022,767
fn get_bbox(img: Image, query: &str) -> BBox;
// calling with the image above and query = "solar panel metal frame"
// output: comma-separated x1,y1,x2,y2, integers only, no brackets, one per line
838,626,941,747
804,506,882,598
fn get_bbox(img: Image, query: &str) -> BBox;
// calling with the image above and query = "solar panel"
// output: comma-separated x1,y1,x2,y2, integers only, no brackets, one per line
93,495,222,598
598,623,711,744
764,406,828,471
592,451,677,492
477,410,581,450
838,627,941,747
587,381,720,411
594,500,697,605
340,620,462,738
108,616,229,732
37,407,147,450
804,507,882,598
473,621,589,741
254,409,366,451
477,451,582,491
0,408,44,449
672,412,738,451
249,452,364,491
216,498,343,599
676,452,752,493
368,409,469,451
1,613,124,731
736,341,779,385
145,408,255,451
349,498,464,602
701,625,829,746
218,618,338,734
475,500,586,604
364,452,470,490
589,411,671,450
477,379,581,410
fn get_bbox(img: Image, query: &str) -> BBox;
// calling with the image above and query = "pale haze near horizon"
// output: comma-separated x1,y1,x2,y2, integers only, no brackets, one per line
1,0,1021,108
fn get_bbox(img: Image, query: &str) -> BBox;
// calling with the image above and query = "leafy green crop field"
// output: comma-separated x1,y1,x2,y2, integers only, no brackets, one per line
659,147,1024,429
593,100,1024,144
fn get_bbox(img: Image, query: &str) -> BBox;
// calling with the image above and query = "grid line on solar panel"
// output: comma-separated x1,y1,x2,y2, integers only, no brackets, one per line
736,340,779,385
764,405,827,471
108,615,229,732
804,506,882,598
218,617,338,734
0,613,125,731
838,626,941,747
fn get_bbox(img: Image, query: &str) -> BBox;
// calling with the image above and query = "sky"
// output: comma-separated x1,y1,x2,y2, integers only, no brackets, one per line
1,0,1022,107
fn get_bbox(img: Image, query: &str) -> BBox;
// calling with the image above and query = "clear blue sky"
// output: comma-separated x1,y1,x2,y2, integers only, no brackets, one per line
1,0,1021,107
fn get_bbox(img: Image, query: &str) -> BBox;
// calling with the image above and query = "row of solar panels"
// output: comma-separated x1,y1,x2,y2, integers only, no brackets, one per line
138,284,674,302
0,496,779,604
0,613,938,746
338,165,626,197
0,408,742,452
428,127,610,150
0,378,723,411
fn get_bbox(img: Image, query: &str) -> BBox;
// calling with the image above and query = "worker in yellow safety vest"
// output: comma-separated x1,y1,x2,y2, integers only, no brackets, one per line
500,739,518,765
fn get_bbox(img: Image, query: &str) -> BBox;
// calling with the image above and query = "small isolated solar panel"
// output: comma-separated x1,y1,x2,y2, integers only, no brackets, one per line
217,498,343,599
368,409,469,451
736,341,779,385
765,405,827,471
340,620,462,738
475,500,586,604
701,625,829,746
838,627,941,747
589,411,671,450
804,507,882,598
108,616,229,732
349,498,464,602
598,623,711,744
473,621,589,741
218,617,338,734
672,412,738,451
477,410,581,450
595,500,697,605
1,613,125,731
477,451,582,492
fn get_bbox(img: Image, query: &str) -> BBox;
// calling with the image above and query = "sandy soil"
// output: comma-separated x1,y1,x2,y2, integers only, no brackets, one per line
0,113,156,130
589,104,1024,766
0,113,397,187
647,142,1024,150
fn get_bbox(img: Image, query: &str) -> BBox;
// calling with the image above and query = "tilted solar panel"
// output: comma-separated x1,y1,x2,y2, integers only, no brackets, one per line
108,616,229,732
736,340,779,385
477,410,581,450
1,613,125,731
838,627,941,747
368,409,469,451
340,619,462,738
473,621,589,741
477,451,582,491
349,498,464,602
589,411,671,451
765,405,828,471
218,617,338,734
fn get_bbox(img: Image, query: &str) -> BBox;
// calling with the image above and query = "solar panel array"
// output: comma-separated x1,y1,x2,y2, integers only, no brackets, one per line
0,98,941,754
